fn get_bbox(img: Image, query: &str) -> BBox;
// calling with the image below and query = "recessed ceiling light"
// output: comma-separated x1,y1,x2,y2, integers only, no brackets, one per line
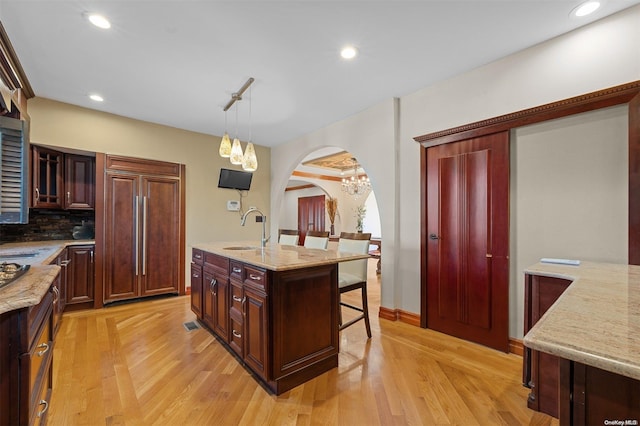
89,94,104,102
86,13,111,29
571,1,601,17
340,46,358,60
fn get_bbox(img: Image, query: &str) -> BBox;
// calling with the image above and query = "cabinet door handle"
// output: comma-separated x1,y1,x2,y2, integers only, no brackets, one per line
37,399,49,417
232,267,242,274
242,296,246,315
210,278,217,295
135,195,140,276
90,250,94,264
232,295,242,302
142,196,148,276
52,286,59,303
232,330,242,338
37,342,50,356
35,187,40,203
66,191,71,205
249,274,261,281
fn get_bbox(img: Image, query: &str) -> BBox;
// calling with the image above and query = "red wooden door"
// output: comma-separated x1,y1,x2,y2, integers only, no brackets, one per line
297,195,325,245
426,131,509,352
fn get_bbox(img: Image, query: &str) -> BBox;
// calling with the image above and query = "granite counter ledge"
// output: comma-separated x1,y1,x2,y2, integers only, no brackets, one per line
193,241,371,271
0,265,60,314
522,261,640,381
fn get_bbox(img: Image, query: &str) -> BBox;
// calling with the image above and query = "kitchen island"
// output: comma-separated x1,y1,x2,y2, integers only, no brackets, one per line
190,241,370,395
523,261,640,425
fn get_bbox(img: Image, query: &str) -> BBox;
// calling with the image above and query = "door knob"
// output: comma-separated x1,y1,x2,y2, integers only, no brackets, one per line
429,233,439,240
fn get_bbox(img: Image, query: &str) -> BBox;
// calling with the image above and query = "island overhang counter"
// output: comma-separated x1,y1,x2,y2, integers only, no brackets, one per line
190,241,371,395
522,261,640,424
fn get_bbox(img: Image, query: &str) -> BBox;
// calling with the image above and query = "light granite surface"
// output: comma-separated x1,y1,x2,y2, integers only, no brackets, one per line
0,240,95,315
193,241,371,271
523,261,640,381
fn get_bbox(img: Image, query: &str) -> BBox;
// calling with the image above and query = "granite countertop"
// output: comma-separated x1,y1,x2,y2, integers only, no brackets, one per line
0,240,95,315
523,261,640,381
193,241,371,271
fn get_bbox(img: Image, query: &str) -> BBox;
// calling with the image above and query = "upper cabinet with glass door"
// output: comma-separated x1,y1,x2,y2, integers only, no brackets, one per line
31,144,95,210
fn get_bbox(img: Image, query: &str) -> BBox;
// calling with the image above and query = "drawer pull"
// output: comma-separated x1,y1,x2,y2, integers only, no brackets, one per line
232,295,242,302
249,274,261,281
232,330,242,338
232,267,242,273
37,399,49,417
194,253,202,259
37,342,50,356
193,273,200,278
60,260,71,266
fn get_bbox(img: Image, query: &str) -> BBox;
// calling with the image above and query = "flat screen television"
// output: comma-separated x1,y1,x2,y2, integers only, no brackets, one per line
218,168,253,191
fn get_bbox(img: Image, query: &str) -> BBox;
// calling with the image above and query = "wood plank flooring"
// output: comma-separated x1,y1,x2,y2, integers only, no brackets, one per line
48,260,558,425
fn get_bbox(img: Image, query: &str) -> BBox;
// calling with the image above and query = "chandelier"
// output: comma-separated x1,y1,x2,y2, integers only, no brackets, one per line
218,77,258,172
341,157,371,198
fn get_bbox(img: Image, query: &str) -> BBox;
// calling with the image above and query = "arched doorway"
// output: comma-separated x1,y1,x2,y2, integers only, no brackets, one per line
278,147,383,339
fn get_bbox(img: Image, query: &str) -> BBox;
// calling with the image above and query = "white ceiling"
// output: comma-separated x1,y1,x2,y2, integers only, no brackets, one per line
2,1,639,150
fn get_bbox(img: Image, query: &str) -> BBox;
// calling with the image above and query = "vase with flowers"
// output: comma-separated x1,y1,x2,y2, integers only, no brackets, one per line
326,198,338,236
354,204,366,233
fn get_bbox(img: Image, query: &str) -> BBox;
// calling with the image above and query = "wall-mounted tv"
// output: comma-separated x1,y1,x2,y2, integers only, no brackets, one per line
218,168,253,191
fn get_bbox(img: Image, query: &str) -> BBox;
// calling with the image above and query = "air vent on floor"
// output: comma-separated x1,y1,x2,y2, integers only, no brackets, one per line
183,321,200,331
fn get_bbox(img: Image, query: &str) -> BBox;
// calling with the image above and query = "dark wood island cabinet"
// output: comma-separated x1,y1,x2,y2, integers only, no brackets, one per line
523,262,640,425
523,274,571,418
190,242,369,395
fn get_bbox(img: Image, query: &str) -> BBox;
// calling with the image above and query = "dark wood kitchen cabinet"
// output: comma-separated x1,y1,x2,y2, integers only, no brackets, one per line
102,155,185,304
228,261,269,380
64,154,95,209
0,286,54,426
192,247,338,395
66,244,95,309
50,249,69,336
31,145,63,209
523,273,572,418
31,145,95,210
201,252,230,342
190,249,203,318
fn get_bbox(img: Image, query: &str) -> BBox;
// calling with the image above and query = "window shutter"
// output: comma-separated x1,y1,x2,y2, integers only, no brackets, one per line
0,116,28,224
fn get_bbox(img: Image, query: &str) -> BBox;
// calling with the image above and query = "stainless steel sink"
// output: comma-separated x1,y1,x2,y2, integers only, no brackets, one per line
222,246,260,250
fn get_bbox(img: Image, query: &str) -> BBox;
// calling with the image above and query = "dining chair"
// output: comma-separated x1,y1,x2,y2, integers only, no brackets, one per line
303,230,330,249
337,232,372,338
278,229,300,245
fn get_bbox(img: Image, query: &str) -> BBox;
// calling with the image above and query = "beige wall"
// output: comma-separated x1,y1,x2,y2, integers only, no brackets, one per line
273,5,640,340
27,97,271,285
510,105,629,338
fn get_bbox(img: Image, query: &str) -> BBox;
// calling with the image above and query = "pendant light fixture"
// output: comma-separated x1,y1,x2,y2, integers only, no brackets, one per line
218,110,231,157
242,86,258,171
219,78,257,169
229,102,244,165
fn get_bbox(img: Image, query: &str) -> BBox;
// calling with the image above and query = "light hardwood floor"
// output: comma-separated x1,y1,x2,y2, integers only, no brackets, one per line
49,260,558,425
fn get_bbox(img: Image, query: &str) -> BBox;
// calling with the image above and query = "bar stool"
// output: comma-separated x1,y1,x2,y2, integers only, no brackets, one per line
278,229,299,245
337,232,372,338
304,230,330,249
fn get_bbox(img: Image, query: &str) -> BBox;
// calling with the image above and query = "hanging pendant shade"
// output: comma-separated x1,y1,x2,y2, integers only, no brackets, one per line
230,138,244,165
242,142,258,171
219,132,231,157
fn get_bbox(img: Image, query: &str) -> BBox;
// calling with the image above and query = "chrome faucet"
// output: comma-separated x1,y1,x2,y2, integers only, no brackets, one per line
240,207,269,248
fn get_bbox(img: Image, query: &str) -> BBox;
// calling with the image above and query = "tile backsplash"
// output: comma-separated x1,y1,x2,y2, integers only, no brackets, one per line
0,210,95,243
